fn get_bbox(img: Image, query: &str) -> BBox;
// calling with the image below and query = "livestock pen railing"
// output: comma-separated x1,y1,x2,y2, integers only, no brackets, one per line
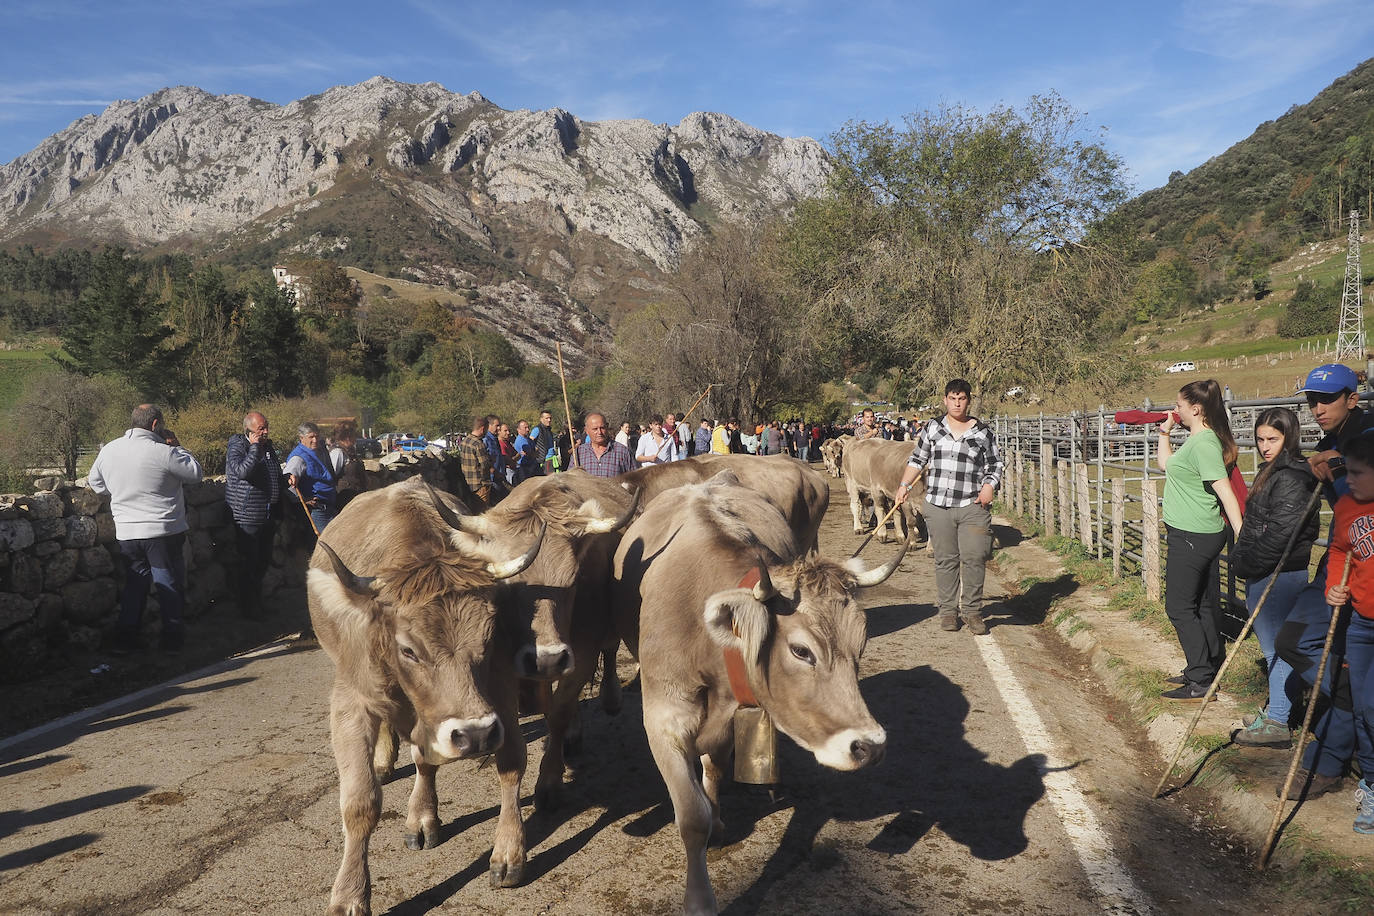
990,393,1374,628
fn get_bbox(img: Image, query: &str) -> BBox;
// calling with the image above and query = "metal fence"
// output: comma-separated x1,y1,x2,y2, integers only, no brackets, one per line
990,392,1371,629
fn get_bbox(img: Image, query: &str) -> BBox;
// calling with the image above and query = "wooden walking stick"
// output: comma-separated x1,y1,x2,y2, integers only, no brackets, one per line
294,485,321,537
1258,551,1354,870
1153,483,1323,799
681,384,713,423
851,501,906,559
556,342,578,470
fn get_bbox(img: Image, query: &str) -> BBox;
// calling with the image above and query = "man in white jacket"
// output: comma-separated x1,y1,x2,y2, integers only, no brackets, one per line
88,404,204,654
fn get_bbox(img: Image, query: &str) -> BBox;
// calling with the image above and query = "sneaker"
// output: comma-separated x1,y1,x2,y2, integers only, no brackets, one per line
939,615,960,632
1276,768,1344,800
1232,716,1292,749
963,614,989,636
1356,779,1374,828
1162,682,1216,701
1165,673,1187,686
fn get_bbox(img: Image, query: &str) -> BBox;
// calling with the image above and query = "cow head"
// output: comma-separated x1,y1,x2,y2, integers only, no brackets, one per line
702,536,908,771
310,540,520,763
428,477,637,679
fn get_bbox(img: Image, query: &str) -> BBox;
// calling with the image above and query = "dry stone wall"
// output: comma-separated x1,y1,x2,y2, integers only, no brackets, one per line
0,451,463,680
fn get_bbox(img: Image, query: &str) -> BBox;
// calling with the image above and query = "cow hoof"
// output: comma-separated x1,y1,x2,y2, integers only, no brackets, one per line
600,683,622,716
563,732,583,758
327,902,370,916
534,784,562,813
404,824,440,850
489,860,524,888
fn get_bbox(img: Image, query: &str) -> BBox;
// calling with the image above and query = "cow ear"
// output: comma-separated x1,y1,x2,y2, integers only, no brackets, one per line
307,567,381,626
703,588,771,658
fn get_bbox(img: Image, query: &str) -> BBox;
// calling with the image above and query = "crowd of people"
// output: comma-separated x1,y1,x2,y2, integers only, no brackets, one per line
1155,363,1374,835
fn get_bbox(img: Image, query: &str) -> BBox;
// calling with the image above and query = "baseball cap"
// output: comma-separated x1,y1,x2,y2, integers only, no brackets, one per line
1299,364,1360,394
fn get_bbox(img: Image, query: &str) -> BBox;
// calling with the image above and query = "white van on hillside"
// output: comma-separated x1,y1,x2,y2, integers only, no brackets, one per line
1165,360,1196,373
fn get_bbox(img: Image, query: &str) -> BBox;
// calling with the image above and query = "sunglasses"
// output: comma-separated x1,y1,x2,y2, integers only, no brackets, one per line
1305,391,1349,407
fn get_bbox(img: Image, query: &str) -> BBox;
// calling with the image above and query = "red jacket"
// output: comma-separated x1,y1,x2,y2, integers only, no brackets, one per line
1327,494,1374,620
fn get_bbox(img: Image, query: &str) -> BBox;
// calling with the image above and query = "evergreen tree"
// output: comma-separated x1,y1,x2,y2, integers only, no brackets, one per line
59,247,177,398
233,278,307,404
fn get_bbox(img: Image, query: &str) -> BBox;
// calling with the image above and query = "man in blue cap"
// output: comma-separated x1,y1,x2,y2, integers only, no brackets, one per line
1271,363,1374,798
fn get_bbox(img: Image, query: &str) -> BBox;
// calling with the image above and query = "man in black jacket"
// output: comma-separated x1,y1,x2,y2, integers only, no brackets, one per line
225,411,288,619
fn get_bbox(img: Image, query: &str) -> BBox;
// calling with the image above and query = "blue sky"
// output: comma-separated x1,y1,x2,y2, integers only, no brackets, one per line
3,0,1372,192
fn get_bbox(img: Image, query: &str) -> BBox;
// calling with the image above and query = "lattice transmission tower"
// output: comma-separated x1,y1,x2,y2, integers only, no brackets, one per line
1336,210,1365,360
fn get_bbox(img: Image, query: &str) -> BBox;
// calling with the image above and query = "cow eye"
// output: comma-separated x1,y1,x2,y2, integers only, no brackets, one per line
789,644,816,666
399,645,419,663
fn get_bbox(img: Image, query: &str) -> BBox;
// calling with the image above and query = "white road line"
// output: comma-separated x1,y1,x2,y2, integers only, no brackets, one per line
975,633,1153,916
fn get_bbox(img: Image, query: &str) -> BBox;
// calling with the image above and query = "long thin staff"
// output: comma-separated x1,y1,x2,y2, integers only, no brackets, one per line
556,342,578,470
1153,482,1323,799
681,384,713,423
1259,551,1354,869
294,485,321,536
851,501,905,559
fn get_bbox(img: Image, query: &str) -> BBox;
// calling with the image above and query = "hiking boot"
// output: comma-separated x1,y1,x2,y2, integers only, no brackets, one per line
1232,715,1292,749
1276,768,1343,800
1161,682,1216,702
963,614,989,636
939,615,960,632
1357,780,1374,834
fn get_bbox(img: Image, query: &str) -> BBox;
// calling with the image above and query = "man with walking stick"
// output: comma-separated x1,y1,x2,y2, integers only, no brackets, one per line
1272,364,1374,800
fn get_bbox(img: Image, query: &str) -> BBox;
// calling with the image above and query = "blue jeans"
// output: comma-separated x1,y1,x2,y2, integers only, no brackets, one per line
116,533,187,638
1276,565,1358,777
1246,570,1307,724
1347,612,1374,781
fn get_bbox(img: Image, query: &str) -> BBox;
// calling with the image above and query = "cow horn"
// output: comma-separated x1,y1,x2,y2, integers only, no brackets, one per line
486,521,546,579
584,486,641,534
427,483,491,535
853,532,911,588
752,562,776,602
317,540,377,595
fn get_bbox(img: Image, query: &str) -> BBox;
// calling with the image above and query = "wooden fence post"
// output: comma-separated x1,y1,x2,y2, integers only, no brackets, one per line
1142,477,1161,601
1012,450,1023,517
1111,478,1124,579
1057,460,1071,538
1041,443,1053,534
1076,462,1092,548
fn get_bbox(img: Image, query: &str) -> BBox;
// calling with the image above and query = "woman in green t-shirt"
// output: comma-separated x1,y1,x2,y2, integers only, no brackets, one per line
1156,379,1245,700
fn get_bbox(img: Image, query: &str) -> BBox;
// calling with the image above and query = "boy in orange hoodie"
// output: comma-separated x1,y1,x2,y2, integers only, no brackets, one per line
1321,433,1374,834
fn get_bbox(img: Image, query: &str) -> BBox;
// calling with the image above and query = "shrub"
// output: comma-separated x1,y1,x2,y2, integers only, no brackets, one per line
1277,279,1339,338
169,401,242,475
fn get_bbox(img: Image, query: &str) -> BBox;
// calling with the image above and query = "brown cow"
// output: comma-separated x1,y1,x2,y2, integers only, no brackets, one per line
820,433,851,478
369,473,637,886
308,479,543,916
842,436,927,544
619,453,829,551
612,470,906,915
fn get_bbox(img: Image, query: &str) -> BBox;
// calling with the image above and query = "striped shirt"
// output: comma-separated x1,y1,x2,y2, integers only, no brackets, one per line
576,440,635,478
907,417,1004,509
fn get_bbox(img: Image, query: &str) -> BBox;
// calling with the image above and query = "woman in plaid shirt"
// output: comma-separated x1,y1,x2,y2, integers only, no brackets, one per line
894,378,1004,635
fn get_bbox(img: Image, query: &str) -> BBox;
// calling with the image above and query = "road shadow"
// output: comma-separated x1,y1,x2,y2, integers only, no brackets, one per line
0,784,154,841
721,664,1046,913
0,831,100,872
865,598,934,639
988,573,1079,627
992,524,1024,548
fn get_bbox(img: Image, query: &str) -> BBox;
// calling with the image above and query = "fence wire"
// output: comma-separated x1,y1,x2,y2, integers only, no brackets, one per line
991,392,1373,631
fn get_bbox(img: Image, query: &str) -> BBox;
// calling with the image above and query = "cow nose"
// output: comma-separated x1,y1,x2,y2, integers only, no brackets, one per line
520,644,575,679
850,737,885,768
449,716,503,758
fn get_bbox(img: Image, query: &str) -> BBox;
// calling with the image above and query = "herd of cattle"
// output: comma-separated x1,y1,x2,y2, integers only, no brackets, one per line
306,449,923,916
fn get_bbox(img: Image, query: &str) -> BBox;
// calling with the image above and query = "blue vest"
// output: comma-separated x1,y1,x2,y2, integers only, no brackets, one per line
289,443,336,506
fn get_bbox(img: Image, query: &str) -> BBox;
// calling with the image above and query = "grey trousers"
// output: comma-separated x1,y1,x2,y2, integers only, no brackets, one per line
924,499,993,619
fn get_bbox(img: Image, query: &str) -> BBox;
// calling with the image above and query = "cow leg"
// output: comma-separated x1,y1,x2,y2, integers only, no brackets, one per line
875,494,892,543
845,480,865,534
645,702,717,916
489,693,527,888
403,745,441,850
699,752,728,842
328,693,382,916
599,640,622,715
373,726,399,780
536,641,603,810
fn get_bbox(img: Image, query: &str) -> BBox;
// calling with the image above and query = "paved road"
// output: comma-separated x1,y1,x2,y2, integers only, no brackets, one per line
0,485,1321,915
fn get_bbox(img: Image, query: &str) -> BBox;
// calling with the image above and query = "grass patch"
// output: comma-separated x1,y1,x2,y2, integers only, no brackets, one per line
1118,662,1170,722
1292,847,1374,912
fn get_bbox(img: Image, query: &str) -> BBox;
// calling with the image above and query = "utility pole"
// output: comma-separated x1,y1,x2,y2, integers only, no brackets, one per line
1336,210,1364,360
